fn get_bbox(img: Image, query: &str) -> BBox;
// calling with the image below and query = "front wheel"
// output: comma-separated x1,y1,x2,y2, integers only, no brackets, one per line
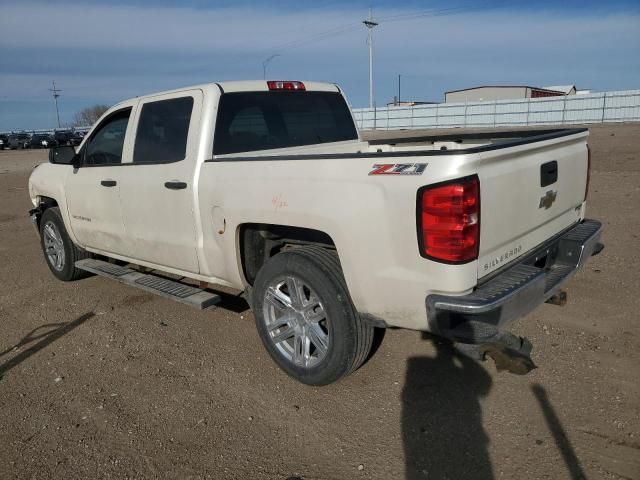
252,246,374,385
39,207,91,281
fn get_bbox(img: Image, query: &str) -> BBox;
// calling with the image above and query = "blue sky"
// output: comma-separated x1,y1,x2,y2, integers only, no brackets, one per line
1,0,639,130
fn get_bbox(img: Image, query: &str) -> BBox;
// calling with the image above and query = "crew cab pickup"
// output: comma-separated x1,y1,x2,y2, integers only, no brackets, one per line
29,80,603,384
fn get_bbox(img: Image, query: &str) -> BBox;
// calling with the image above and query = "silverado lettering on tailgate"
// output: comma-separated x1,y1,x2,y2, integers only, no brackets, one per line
483,245,523,272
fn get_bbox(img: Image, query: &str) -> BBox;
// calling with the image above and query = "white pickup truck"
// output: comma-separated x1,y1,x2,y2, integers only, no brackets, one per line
29,80,603,384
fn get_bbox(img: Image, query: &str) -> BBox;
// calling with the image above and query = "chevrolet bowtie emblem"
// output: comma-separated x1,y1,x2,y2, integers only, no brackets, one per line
539,190,557,209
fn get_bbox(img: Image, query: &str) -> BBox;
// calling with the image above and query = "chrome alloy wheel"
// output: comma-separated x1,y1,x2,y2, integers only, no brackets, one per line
43,221,65,271
262,275,330,368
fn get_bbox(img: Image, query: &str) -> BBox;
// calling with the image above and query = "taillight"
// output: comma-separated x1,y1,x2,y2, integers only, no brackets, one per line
417,175,480,263
584,144,591,201
267,81,306,91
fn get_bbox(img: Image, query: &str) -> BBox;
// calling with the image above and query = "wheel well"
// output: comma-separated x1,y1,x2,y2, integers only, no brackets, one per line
32,196,58,229
239,223,336,285
38,196,58,209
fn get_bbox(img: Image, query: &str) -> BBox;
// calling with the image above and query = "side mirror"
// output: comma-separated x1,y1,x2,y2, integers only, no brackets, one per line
49,145,78,166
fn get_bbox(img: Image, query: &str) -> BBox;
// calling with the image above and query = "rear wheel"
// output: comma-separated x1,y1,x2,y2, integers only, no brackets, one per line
39,207,91,281
252,246,374,385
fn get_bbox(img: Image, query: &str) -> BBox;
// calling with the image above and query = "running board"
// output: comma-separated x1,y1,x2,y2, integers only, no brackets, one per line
75,258,221,309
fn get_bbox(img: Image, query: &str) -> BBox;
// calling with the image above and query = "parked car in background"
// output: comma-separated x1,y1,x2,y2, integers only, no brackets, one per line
25,134,57,149
0,134,9,149
54,130,84,147
53,130,73,146
71,131,85,145
7,132,31,149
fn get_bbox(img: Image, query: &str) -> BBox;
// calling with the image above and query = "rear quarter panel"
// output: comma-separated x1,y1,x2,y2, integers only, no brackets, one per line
198,130,589,331
198,154,480,330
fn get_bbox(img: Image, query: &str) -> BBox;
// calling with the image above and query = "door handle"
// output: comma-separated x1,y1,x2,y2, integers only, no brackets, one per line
164,181,187,190
100,180,117,187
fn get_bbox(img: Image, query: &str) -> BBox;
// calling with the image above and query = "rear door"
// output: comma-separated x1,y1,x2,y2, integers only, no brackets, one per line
118,90,202,274
64,105,135,254
477,132,589,278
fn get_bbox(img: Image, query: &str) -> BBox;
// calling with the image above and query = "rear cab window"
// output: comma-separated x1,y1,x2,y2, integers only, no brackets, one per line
213,91,358,155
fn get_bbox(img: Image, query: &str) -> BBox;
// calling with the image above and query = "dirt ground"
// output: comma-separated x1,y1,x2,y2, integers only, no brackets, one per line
0,124,638,480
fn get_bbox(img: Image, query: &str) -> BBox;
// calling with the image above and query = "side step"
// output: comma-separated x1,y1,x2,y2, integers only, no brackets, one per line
75,259,221,309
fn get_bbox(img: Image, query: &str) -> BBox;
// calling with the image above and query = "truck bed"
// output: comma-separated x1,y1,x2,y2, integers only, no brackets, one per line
206,126,590,328
365,128,587,153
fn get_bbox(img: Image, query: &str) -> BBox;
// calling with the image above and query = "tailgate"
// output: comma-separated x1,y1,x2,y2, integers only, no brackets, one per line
477,130,589,278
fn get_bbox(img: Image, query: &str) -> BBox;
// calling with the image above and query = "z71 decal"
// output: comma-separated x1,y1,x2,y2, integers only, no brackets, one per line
368,163,428,176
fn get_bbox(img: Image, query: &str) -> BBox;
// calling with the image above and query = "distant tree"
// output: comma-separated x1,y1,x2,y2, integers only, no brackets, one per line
72,104,110,127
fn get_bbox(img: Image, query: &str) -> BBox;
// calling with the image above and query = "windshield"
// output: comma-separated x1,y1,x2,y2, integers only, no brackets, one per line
213,91,358,155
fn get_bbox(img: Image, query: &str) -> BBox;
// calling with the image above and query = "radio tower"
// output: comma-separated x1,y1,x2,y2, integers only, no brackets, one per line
49,81,62,128
363,9,378,109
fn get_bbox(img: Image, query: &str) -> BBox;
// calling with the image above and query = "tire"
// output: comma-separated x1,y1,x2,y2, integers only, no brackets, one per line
252,246,374,385
39,207,91,281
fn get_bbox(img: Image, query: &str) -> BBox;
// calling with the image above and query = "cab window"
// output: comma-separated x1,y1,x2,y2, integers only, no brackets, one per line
84,109,131,165
133,97,194,164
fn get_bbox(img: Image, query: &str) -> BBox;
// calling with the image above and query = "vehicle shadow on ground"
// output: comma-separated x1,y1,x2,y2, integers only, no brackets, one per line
402,333,494,480
211,291,251,313
531,384,587,480
0,311,95,380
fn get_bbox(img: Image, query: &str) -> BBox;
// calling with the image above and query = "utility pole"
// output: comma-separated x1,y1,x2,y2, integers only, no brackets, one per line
262,54,281,80
398,74,401,105
363,9,378,109
49,81,61,128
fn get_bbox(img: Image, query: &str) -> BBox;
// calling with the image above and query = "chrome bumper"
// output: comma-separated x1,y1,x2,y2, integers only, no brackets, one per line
426,219,603,344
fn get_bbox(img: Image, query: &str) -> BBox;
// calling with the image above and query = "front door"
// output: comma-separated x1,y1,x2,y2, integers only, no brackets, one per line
65,105,135,255
118,90,202,274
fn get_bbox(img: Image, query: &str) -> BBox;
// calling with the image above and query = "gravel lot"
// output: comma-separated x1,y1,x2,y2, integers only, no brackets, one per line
0,124,638,480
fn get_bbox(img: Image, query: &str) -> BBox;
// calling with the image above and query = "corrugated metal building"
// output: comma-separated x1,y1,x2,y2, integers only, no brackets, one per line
445,85,574,103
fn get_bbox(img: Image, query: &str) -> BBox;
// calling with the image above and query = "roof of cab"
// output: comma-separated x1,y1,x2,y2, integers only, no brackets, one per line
109,80,340,110
216,80,339,93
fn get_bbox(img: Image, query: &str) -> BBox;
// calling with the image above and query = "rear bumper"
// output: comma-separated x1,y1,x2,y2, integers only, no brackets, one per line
426,219,603,344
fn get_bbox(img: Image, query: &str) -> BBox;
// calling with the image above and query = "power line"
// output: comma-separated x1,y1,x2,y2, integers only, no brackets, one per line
211,2,517,78
265,21,361,53
259,1,515,57
216,21,362,76
378,5,477,22
378,1,522,23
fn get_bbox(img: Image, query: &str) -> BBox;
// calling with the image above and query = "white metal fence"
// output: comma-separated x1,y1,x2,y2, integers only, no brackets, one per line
352,89,640,130
4,89,639,136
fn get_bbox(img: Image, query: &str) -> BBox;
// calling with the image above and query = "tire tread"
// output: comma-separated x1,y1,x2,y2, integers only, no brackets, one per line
292,246,374,375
